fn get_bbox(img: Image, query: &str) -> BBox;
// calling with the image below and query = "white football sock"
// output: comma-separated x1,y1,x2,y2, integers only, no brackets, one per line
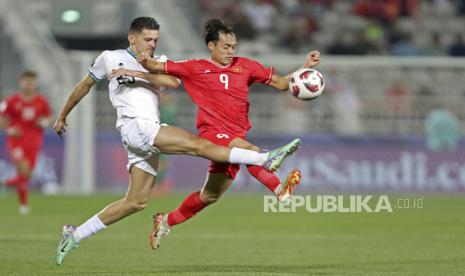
73,214,107,243
228,147,268,165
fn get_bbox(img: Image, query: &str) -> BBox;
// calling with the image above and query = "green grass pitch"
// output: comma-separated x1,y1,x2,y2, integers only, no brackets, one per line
1,193,464,275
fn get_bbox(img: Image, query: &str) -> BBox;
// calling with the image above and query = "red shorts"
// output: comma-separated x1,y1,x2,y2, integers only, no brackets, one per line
6,141,41,168
200,131,245,180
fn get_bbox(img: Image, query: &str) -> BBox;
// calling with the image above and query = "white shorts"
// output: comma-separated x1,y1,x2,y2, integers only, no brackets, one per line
118,117,164,176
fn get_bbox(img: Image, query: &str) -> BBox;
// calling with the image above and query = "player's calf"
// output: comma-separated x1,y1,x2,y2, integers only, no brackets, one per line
124,199,148,214
199,191,222,205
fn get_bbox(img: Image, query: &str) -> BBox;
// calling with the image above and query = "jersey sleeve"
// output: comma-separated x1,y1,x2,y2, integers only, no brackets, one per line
248,59,274,85
0,97,14,117
165,60,195,79
88,51,108,81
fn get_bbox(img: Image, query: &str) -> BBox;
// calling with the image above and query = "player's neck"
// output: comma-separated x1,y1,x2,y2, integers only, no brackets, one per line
126,46,139,58
128,46,138,56
208,56,232,68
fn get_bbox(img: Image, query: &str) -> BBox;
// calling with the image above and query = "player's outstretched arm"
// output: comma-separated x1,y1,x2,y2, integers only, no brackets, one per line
268,50,321,91
108,68,180,89
143,73,180,89
54,75,96,137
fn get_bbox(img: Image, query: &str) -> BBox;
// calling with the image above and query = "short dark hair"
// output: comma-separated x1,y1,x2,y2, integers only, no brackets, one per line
129,17,160,33
20,70,38,79
203,18,234,45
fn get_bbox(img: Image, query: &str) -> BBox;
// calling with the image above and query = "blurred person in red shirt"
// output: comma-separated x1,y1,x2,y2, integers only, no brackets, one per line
0,71,51,214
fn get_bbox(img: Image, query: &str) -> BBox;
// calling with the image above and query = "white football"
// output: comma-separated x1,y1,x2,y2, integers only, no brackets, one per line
289,68,325,101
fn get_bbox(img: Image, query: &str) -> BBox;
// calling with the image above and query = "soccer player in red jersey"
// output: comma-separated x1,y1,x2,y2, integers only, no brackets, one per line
0,71,51,214
109,18,320,250
54,17,300,266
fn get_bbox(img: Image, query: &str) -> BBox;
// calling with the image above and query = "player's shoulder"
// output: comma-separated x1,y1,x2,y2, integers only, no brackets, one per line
92,49,135,69
1,94,22,108
235,56,254,63
96,49,131,61
5,93,21,102
35,93,49,103
234,56,250,62
101,49,127,58
169,58,203,69
234,56,262,67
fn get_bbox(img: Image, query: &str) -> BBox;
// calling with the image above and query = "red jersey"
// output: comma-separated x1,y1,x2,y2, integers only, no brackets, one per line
165,57,274,136
0,93,51,147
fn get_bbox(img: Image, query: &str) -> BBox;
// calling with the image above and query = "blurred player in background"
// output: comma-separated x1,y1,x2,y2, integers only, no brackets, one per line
54,17,300,265
425,105,461,151
110,18,320,250
0,71,51,214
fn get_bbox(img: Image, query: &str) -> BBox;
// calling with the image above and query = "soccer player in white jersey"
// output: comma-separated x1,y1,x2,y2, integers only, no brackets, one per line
53,17,301,265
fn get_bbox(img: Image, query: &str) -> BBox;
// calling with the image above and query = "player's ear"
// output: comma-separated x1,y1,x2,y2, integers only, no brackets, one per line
128,32,136,45
207,41,215,51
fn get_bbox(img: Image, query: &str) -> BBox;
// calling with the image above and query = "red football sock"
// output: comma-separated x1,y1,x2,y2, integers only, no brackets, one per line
167,191,207,226
247,165,281,193
6,175,28,187
16,180,29,206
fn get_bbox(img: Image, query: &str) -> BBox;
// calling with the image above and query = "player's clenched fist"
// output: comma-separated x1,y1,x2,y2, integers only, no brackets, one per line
137,52,151,68
305,51,321,68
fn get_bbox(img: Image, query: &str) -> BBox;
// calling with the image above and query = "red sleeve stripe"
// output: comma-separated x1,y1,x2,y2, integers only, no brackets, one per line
265,67,274,85
164,61,168,73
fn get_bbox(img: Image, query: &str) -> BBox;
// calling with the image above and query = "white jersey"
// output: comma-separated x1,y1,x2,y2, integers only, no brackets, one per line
89,48,167,128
